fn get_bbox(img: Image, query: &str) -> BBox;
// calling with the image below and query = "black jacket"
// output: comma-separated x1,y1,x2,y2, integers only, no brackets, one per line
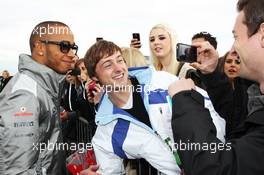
61,82,96,123
0,76,12,93
61,81,97,138
171,89,264,175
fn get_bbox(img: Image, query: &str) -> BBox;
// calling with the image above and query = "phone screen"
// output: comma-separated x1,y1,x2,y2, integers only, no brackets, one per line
176,43,197,63
132,33,140,41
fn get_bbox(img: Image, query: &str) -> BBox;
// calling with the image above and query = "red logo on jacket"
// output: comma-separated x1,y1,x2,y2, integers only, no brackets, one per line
14,107,33,117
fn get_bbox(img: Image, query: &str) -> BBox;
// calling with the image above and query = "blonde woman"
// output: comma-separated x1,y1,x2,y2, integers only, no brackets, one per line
121,47,147,67
149,23,182,76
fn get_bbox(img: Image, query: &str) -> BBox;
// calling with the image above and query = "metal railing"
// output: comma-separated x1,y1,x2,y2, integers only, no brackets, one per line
76,116,94,144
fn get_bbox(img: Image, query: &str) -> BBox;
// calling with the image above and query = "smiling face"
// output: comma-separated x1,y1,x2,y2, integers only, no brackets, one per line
32,24,76,74
93,51,128,90
43,30,76,74
149,28,172,59
224,52,241,80
231,11,264,82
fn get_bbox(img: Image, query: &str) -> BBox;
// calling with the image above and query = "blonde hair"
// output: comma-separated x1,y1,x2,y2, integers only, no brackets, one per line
121,47,147,67
149,23,180,75
2,70,10,78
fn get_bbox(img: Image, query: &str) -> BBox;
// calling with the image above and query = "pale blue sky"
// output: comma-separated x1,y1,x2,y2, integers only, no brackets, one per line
0,0,237,75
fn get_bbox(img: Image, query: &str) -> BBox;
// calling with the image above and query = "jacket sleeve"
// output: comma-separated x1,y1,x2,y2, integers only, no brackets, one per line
92,138,124,175
171,90,264,175
0,90,40,175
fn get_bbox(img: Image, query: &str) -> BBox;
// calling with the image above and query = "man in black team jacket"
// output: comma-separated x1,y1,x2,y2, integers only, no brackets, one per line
168,0,264,174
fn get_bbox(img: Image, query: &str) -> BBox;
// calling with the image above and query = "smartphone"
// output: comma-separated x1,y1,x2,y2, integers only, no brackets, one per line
176,43,197,63
96,37,103,42
132,33,140,41
69,68,81,76
88,81,97,98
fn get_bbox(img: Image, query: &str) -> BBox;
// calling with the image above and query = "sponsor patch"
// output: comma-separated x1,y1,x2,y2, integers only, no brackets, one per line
14,106,33,117
14,121,34,127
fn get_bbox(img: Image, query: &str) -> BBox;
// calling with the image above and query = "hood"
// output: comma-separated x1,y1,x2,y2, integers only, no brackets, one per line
128,66,153,85
18,54,65,98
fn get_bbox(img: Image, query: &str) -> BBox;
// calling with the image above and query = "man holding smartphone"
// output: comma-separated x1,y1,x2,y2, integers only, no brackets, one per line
169,0,264,174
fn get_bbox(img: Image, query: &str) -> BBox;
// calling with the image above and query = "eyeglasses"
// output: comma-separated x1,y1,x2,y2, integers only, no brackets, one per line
40,40,78,55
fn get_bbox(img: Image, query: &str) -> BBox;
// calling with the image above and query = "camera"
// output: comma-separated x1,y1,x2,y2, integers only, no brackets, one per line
132,33,140,41
69,68,81,76
176,43,197,63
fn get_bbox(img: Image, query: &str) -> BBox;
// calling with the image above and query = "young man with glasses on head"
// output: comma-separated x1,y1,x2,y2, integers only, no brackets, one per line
0,21,78,174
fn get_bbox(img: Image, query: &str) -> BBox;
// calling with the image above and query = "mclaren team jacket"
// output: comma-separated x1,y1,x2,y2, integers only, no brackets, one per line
0,54,66,175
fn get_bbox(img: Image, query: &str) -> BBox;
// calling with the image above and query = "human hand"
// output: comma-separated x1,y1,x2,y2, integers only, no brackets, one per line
80,165,100,175
130,38,141,49
86,81,103,105
168,78,195,97
60,110,68,122
190,41,219,74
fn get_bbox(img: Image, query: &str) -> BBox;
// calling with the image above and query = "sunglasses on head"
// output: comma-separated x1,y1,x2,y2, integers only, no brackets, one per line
40,40,78,55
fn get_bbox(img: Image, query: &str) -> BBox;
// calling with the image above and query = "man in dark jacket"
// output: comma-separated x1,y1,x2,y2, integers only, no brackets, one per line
191,31,252,139
168,0,264,174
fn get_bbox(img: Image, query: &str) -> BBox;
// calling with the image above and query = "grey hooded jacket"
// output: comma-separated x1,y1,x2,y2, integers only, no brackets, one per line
0,54,66,175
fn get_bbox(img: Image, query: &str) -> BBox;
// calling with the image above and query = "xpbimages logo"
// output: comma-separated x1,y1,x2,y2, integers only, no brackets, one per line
100,82,165,95
171,140,232,154
33,140,93,153
32,24,72,37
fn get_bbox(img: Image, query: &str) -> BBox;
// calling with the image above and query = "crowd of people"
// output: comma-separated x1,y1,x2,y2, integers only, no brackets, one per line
1,0,264,174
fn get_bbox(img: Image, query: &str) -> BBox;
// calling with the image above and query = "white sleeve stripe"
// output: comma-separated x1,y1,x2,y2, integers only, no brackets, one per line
11,74,37,97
